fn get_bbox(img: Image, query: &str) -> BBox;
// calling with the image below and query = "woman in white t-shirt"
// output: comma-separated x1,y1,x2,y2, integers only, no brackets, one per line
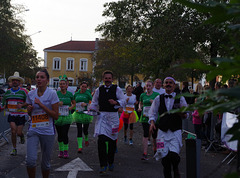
26,69,59,178
121,85,138,145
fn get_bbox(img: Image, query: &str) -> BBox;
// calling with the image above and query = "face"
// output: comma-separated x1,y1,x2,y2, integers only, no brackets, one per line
12,79,20,88
103,74,113,87
80,84,88,93
146,81,153,92
163,79,175,93
59,80,67,90
126,86,133,94
154,79,162,89
36,71,49,87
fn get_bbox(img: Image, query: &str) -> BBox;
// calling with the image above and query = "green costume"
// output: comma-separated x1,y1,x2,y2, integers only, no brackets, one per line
72,90,93,124
55,91,74,126
139,91,159,123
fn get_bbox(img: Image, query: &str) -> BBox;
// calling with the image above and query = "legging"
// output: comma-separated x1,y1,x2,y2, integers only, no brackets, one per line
55,124,70,144
76,123,89,137
124,123,133,130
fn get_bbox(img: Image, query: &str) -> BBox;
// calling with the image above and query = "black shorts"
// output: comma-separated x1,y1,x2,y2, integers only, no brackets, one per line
8,115,26,126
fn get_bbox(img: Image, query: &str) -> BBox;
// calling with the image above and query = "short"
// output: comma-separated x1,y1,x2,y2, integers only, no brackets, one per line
8,115,26,126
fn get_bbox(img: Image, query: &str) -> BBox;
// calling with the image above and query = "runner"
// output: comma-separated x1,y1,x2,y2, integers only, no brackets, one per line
26,68,59,178
56,75,76,158
2,71,28,156
72,81,93,153
121,85,138,145
138,80,159,160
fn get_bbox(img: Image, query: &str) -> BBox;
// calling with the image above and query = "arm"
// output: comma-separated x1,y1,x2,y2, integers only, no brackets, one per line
149,96,160,132
89,88,99,111
69,100,76,110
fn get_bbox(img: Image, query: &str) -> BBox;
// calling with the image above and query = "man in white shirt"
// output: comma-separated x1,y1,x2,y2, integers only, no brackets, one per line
153,78,165,95
149,77,188,178
89,70,125,175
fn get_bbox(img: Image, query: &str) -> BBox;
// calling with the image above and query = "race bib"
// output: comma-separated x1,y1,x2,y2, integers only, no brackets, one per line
156,136,165,153
143,106,151,117
76,102,85,112
31,109,49,128
112,124,119,135
7,101,18,112
125,104,134,113
59,105,69,116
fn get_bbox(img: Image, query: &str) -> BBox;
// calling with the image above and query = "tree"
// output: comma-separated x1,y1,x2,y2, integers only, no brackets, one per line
0,0,40,81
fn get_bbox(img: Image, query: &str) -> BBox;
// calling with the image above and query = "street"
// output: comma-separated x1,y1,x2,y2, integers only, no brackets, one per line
0,118,237,178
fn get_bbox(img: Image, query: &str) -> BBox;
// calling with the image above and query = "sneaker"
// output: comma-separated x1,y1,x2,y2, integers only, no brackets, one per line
141,153,148,160
63,151,69,158
129,139,133,145
124,138,128,144
20,135,25,144
148,140,151,146
10,149,17,156
58,151,64,158
85,141,89,147
99,166,107,175
108,164,114,171
78,148,82,153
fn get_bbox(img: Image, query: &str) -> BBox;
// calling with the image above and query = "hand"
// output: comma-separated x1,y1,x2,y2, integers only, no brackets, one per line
108,99,117,105
17,103,22,109
150,99,153,103
126,98,129,103
118,107,123,113
81,103,87,107
59,101,63,106
178,112,187,118
149,121,156,133
34,98,42,105
27,105,33,113
138,108,142,112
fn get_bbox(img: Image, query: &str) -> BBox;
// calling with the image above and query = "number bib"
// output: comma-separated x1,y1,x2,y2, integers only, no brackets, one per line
143,106,151,117
7,101,18,112
112,124,119,135
76,102,85,112
156,136,165,153
125,104,134,113
59,105,69,116
31,109,49,128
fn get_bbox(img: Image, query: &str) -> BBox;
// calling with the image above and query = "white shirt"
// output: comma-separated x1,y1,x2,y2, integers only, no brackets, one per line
153,87,165,95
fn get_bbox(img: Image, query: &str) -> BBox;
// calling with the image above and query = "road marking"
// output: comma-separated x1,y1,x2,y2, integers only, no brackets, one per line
55,157,93,178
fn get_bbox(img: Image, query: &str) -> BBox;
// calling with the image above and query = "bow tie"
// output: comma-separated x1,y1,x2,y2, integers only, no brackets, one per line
164,95,172,98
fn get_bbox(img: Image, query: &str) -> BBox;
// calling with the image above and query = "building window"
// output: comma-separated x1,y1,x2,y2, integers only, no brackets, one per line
80,58,88,71
66,57,74,71
53,57,61,70
53,78,59,88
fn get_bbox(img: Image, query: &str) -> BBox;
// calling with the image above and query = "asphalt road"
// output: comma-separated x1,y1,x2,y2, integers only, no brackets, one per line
0,118,238,178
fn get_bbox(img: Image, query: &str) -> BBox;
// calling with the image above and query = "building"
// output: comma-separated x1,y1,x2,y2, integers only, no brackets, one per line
43,39,98,88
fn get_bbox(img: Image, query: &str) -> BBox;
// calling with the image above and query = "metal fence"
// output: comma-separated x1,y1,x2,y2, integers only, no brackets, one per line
0,111,10,143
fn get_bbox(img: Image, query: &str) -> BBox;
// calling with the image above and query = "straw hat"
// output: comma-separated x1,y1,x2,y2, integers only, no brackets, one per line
8,71,24,83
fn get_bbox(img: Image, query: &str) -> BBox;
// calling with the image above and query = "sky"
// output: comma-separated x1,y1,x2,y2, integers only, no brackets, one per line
12,0,117,59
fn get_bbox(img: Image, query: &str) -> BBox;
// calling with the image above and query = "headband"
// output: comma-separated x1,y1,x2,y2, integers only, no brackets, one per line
164,77,176,84
59,74,67,82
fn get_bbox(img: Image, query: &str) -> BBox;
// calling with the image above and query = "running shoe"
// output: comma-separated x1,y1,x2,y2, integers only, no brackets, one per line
129,139,133,145
10,149,17,156
78,148,82,153
141,153,148,160
99,166,107,175
85,141,89,147
124,138,128,144
20,135,25,144
58,151,63,158
63,151,69,158
108,164,114,171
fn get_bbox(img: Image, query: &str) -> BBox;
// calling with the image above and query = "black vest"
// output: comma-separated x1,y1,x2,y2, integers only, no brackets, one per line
158,94,182,132
99,85,118,112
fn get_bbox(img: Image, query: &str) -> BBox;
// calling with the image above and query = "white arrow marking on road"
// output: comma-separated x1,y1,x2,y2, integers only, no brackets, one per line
55,157,93,178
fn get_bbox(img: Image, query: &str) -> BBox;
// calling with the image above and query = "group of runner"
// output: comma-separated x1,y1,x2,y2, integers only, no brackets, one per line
2,69,187,178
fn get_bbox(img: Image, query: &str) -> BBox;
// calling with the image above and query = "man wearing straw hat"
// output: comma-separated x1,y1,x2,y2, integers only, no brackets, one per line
2,71,28,156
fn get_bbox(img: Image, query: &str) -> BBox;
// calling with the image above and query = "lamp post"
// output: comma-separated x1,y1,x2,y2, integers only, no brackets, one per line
30,31,41,36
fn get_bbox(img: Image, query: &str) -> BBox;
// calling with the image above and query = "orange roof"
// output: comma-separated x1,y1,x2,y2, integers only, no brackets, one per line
44,40,96,52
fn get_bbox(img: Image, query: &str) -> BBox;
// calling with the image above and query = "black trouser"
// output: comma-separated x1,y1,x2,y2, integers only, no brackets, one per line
98,135,116,167
161,151,180,178
76,123,89,137
55,124,70,144
124,123,133,130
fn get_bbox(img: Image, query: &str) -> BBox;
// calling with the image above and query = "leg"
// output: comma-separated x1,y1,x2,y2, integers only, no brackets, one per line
26,131,39,178
142,123,150,155
9,122,17,148
162,153,172,178
124,123,128,143
169,151,180,178
98,135,108,167
152,127,158,154
83,124,89,147
129,123,133,139
76,123,83,151
62,124,70,158
107,138,116,166
39,134,55,177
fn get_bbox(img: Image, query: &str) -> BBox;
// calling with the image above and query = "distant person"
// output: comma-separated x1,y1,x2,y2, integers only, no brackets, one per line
153,78,165,94
2,72,28,156
174,83,181,95
133,82,144,117
57,78,75,95
26,83,31,92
